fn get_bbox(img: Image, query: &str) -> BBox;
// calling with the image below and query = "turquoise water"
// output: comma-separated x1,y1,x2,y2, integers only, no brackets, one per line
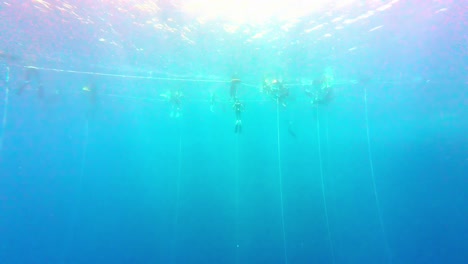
0,1,467,263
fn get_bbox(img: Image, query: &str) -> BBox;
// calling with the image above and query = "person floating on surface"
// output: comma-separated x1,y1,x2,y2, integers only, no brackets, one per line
17,67,44,98
306,76,333,105
270,79,288,107
262,79,272,96
0,50,19,62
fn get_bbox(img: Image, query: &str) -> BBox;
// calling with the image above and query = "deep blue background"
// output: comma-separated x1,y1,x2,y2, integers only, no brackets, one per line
0,74,466,263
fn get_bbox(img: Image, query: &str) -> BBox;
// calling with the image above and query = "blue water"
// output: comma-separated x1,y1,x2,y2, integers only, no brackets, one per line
0,1,467,264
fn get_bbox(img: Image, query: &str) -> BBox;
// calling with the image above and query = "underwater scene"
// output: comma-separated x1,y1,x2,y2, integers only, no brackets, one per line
0,1,467,263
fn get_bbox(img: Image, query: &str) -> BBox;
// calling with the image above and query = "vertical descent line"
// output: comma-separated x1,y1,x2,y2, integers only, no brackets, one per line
316,106,336,264
364,87,392,263
171,120,183,264
235,134,240,264
276,99,288,264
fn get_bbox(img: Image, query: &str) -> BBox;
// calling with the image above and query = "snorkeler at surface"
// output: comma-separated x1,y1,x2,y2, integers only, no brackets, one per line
306,76,334,105
305,86,318,103
17,67,44,98
233,99,244,134
278,83,289,107
0,50,19,62
262,79,272,96
315,86,333,105
230,75,241,100
271,79,288,107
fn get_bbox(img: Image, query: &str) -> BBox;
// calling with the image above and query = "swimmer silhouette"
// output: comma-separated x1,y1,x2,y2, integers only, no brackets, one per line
17,67,44,98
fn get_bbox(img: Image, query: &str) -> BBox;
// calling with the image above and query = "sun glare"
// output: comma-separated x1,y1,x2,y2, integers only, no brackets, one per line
180,0,360,25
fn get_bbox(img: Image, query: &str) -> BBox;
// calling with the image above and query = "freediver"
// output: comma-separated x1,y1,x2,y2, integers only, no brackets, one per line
160,88,184,118
163,88,183,118
233,99,244,134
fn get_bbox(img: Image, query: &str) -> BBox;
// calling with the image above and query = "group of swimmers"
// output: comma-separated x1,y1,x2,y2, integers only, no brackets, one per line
1,51,333,135
160,74,333,134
